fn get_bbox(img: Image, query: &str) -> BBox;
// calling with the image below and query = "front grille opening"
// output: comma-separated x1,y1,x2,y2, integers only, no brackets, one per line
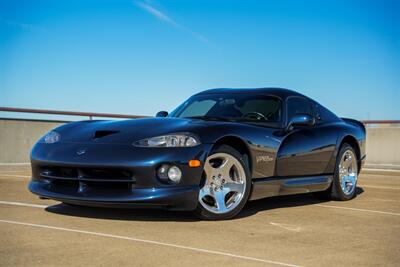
40,166,134,181
82,168,132,180
57,167,78,179
52,179,79,190
38,166,135,192
39,166,136,193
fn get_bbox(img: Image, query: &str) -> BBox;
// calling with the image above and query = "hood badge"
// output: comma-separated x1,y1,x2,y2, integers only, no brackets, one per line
76,147,87,156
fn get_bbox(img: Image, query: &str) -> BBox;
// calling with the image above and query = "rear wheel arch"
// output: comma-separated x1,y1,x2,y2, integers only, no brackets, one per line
339,135,361,171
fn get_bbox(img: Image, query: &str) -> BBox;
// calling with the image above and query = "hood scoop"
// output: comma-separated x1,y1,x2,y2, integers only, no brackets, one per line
93,130,120,140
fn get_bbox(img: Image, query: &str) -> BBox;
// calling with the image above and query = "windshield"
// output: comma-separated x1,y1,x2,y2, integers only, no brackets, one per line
170,94,282,124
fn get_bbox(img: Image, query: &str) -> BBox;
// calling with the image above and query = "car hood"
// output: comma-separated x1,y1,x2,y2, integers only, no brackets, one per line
57,117,224,144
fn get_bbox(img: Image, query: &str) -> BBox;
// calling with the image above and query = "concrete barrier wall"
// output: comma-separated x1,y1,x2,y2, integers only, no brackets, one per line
365,127,400,169
0,119,64,163
0,118,399,168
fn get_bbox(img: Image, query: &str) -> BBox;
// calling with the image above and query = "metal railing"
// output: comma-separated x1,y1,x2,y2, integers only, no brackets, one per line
361,120,400,125
0,107,147,120
0,106,399,124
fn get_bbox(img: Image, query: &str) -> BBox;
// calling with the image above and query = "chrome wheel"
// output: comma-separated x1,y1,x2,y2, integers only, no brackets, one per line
339,150,358,195
199,153,246,214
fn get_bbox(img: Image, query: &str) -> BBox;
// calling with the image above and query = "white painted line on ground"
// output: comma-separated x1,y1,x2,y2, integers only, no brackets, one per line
270,222,301,232
360,185,400,190
0,169,31,174
368,198,400,203
0,174,30,178
362,168,400,174
0,201,48,209
364,164,400,169
0,219,301,267
0,163,30,166
315,204,400,216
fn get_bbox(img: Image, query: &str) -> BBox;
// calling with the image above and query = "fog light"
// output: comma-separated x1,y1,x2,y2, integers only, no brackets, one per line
157,164,170,180
167,166,182,183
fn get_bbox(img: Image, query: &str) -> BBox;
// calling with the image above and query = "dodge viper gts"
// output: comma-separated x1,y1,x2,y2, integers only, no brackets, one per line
29,88,366,220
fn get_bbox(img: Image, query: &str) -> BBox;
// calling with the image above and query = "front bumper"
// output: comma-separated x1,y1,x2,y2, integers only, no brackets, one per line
29,180,199,210
29,142,212,210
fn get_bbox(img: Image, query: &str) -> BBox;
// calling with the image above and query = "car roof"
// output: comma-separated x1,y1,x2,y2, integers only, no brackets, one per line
196,87,307,100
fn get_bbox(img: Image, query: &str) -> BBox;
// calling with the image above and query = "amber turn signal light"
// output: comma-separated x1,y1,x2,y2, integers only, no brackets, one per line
188,159,201,168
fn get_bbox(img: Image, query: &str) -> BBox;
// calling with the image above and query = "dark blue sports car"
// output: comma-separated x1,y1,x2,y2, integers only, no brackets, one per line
29,88,366,220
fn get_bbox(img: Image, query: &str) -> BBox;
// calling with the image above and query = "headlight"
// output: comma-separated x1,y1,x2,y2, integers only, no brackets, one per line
134,134,200,147
41,131,61,144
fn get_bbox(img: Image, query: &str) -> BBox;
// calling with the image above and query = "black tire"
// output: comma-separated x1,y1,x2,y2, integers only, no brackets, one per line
314,143,358,201
194,145,251,220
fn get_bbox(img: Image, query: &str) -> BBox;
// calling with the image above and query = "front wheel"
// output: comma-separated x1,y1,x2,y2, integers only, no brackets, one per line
194,145,251,220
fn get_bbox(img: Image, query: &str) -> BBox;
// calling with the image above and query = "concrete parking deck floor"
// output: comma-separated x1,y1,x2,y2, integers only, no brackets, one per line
0,166,399,267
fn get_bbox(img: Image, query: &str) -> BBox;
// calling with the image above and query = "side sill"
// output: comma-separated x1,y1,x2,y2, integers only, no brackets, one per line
249,175,333,201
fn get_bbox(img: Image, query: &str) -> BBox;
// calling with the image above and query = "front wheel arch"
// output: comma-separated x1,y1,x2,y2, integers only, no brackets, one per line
212,135,252,175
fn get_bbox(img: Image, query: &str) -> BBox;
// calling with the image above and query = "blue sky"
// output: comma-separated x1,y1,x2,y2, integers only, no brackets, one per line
0,0,399,120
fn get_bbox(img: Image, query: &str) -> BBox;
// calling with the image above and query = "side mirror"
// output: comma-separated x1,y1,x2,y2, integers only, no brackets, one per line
286,114,315,132
156,111,168,118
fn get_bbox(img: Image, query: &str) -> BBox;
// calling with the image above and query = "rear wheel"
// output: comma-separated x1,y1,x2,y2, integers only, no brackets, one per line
194,145,251,220
314,143,358,200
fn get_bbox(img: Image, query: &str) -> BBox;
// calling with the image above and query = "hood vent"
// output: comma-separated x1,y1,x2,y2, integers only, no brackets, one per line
93,130,119,139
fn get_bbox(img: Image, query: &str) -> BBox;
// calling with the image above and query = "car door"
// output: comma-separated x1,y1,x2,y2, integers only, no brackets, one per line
275,96,337,177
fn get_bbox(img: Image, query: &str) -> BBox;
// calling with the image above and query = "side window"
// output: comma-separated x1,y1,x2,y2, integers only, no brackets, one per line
287,97,313,121
236,98,281,122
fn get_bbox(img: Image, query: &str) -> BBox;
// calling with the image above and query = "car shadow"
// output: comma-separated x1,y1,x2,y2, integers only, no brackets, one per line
45,187,365,222
236,186,364,219
45,204,199,222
